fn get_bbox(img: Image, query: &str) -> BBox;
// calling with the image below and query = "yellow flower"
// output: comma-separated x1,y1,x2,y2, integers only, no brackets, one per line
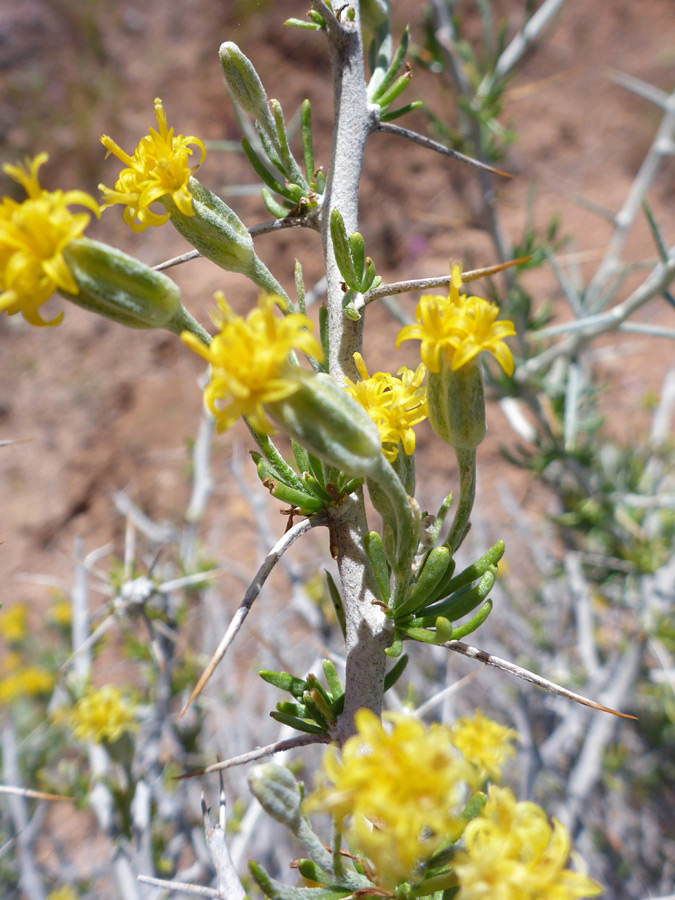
182,293,323,434
0,603,28,642
50,597,73,627
453,785,603,900
397,264,516,376
450,710,518,784
47,887,79,900
344,353,427,462
99,98,206,231
0,664,53,705
0,154,100,326
306,709,472,888
69,685,138,744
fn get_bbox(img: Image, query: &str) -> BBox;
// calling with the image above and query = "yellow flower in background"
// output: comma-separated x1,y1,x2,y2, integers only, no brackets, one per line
47,888,79,900
0,154,100,326
453,785,603,900
182,293,323,434
344,353,427,462
306,709,471,888
99,98,206,231
397,264,516,376
450,710,518,785
0,603,28,642
50,597,73,628
69,685,138,744
0,657,53,704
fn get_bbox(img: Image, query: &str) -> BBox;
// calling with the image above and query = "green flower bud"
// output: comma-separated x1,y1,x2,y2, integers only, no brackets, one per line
164,178,286,297
61,237,186,331
426,359,486,450
163,177,254,274
267,371,385,480
248,764,302,831
219,41,275,134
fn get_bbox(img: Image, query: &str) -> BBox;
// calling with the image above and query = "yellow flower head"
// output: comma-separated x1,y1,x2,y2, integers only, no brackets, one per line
0,657,53,705
182,293,323,434
306,709,472,888
0,154,100,326
69,685,138,745
99,98,206,232
0,603,28,642
450,710,518,785
344,353,427,462
397,264,516,376
47,888,79,900
453,785,603,900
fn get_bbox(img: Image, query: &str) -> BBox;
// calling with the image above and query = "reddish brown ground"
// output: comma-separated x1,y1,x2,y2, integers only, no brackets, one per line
1,0,674,670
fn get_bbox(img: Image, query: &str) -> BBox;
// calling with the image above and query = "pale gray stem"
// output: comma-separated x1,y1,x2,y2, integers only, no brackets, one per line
317,0,392,740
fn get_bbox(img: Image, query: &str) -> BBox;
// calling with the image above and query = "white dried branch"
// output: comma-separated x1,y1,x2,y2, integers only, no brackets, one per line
494,0,568,80
564,554,601,679
137,874,222,898
113,490,179,543
518,252,675,378
555,643,642,831
202,790,245,900
585,89,675,312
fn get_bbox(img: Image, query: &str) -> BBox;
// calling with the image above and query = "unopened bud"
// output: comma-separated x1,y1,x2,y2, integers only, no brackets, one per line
219,41,275,134
163,177,256,276
62,237,183,331
426,359,486,450
267,371,384,480
248,764,302,831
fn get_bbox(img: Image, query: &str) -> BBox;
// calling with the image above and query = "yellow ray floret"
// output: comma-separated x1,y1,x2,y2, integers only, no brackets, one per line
453,785,603,900
397,264,516,376
344,352,427,461
181,294,323,434
0,154,100,326
99,98,206,231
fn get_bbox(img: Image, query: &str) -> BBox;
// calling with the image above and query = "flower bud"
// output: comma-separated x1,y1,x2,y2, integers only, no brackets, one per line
426,359,486,450
163,177,256,275
219,41,275,134
248,764,302,831
61,237,184,331
267,371,385,480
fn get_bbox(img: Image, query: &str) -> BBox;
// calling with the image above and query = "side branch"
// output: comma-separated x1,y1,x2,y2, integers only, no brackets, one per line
176,734,331,780
444,639,638,719
180,514,327,714
374,122,511,179
364,256,532,306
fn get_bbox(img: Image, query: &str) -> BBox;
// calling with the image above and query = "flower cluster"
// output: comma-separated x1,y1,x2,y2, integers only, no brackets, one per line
453,785,603,900
0,154,100,326
397,264,516,376
450,709,518,785
0,603,28,642
99,98,205,231
182,293,322,434
344,353,427,461
306,709,471,888
68,685,138,745
0,652,53,704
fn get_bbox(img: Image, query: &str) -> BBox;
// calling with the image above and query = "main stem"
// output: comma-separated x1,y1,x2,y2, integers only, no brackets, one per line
319,2,391,742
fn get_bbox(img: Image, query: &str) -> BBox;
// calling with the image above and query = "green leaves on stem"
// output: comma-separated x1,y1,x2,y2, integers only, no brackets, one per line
259,657,408,737
330,209,382,296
